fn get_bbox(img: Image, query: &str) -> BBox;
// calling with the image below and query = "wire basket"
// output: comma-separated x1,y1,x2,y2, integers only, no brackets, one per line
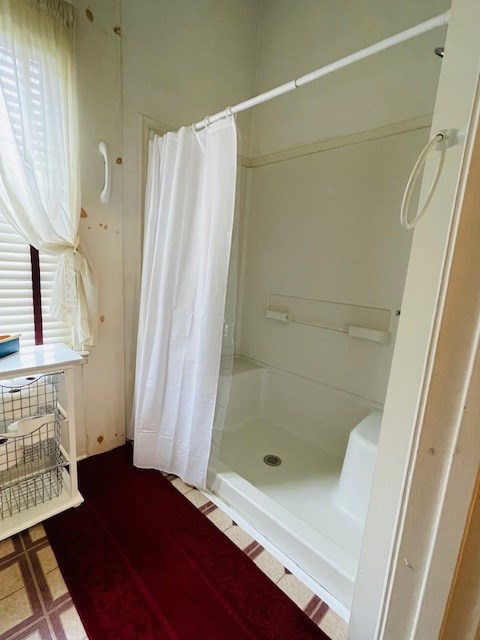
0,416,65,520
0,373,60,431
0,374,65,520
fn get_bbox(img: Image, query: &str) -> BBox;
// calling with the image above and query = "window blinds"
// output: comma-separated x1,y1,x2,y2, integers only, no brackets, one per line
0,212,72,347
0,26,72,348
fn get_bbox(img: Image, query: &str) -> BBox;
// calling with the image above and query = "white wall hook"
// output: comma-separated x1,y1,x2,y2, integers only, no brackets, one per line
98,141,111,204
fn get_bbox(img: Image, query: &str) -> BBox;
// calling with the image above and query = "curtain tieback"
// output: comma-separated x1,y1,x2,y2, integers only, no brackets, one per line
50,246,98,347
61,249,79,315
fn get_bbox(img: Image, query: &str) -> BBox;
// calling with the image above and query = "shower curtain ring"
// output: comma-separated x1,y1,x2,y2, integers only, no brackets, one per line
203,115,211,128
225,106,233,118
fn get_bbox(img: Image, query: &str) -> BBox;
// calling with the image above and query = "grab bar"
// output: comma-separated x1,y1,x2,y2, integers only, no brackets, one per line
264,309,390,343
99,141,111,204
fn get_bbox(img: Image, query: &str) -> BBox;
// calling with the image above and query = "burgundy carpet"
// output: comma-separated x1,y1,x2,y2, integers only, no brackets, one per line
44,446,330,640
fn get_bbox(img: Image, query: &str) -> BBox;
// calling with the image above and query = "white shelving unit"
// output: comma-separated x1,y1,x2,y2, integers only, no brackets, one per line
0,344,84,540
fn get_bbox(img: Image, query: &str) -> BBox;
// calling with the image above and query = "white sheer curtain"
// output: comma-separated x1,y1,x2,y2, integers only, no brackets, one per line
132,118,237,488
0,0,98,345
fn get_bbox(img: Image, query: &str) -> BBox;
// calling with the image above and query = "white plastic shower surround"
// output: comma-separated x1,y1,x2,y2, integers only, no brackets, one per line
209,357,382,615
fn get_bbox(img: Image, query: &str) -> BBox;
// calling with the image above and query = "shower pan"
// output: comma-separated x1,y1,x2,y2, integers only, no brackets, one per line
209,357,382,613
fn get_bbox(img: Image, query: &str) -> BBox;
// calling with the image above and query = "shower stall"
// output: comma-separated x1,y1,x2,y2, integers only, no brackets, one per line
206,7,450,617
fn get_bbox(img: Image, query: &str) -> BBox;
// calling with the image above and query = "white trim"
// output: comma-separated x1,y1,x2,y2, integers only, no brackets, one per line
378,67,480,639
349,1,480,636
139,112,431,171
247,115,432,168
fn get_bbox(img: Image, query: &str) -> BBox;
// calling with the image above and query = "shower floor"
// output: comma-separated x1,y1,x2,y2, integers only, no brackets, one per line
220,418,364,562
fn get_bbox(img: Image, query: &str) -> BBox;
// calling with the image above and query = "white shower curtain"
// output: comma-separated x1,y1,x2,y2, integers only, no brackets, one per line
132,118,237,488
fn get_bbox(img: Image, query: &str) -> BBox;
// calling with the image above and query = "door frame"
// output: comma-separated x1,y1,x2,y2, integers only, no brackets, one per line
380,73,480,640
349,0,480,637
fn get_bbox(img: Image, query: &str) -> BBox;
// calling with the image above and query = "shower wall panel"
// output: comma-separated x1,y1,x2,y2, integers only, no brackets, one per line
236,129,427,404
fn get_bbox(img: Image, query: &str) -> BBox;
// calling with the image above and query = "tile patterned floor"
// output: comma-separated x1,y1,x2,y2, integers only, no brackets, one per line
0,475,349,640
0,524,86,640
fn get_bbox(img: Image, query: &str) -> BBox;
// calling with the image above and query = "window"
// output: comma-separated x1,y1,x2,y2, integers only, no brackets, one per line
0,211,71,347
0,20,72,348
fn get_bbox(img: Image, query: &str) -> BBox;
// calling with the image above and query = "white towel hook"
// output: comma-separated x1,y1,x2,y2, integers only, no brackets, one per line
98,141,111,204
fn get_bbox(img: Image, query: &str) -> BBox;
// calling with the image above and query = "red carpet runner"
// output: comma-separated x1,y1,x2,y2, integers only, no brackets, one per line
45,446,330,640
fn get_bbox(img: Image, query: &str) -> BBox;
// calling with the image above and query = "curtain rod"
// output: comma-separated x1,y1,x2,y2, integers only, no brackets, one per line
193,11,450,132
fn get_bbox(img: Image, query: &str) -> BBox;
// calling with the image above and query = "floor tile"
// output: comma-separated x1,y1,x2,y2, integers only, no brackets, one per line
0,552,42,639
44,567,68,601
304,595,329,624
254,549,286,583
0,534,22,564
198,500,217,516
184,488,210,508
320,608,349,640
36,546,58,575
0,537,16,560
21,631,44,640
277,574,316,609
50,602,87,640
59,607,87,640
171,477,192,494
224,524,254,549
29,524,47,543
0,560,24,599
28,542,69,612
13,618,53,640
0,588,34,635
206,507,233,531
243,540,264,560
22,525,47,550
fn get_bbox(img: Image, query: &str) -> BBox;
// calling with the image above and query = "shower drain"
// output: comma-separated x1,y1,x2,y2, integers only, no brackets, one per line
263,454,282,467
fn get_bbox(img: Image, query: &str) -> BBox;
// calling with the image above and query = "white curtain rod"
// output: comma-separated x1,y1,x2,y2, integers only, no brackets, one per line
193,11,450,132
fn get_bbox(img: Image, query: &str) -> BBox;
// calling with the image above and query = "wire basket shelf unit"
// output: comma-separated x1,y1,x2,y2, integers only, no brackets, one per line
0,374,66,520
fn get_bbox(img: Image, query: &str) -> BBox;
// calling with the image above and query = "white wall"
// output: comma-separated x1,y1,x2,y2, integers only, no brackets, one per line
121,0,259,428
74,0,125,456
235,0,448,404
237,130,428,403
251,0,449,156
